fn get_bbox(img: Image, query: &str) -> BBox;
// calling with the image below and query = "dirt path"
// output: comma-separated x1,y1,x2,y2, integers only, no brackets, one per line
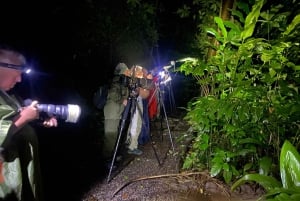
81,117,263,201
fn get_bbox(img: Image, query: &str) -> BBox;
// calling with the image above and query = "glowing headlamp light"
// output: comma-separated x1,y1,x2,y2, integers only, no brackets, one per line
159,71,165,79
0,62,32,74
158,70,172,85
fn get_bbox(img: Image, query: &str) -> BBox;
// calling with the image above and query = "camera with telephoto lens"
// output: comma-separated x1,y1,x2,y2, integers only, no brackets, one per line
24,99,81,123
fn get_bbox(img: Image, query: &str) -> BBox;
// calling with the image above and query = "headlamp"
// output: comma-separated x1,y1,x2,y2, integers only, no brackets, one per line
158,70,172,85
0,62,32,74
159,70,165,79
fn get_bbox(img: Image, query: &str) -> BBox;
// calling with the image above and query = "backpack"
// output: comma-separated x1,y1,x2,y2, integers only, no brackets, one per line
93,85,109,109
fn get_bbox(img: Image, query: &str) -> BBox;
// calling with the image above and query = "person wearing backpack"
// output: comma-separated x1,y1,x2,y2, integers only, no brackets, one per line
102,63,129,160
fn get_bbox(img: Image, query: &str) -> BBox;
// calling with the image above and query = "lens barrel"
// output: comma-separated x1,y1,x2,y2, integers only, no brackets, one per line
23,99,81,123
37,104,81,123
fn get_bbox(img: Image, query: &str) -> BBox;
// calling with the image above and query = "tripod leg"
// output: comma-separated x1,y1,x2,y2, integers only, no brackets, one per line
167,81,176,114
159,87,175,152
129,96,162,166
107,98,132,183
141,98,162,166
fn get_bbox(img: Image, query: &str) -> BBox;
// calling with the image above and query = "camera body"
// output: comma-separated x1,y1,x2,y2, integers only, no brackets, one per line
24,99,81,123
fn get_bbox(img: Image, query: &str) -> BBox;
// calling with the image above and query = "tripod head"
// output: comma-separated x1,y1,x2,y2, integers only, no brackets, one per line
125,76,152,99
127,77,140,98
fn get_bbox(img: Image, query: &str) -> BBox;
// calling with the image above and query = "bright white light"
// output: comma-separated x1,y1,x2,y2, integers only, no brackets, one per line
159,71,165,79
176,57,198,62
66,104,81,123
24,68,32,74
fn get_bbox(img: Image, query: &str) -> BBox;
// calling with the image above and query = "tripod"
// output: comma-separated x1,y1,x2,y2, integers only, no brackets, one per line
107,82,161,183
162,76,177,115
148,77,175,153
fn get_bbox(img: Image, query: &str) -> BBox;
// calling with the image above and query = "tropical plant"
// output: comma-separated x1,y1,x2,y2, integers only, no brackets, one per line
231,140,300,201
178,0,300,184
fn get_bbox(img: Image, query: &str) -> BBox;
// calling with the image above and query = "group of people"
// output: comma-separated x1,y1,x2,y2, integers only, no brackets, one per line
0,43,162,201
102,62,156,160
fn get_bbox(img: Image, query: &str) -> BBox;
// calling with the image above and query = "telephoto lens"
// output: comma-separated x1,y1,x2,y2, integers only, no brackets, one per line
24,99,81,123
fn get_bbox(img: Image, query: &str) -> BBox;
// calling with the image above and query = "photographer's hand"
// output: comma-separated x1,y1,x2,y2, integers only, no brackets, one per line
9,100,39,134
42,117,58,128
0,100,40,142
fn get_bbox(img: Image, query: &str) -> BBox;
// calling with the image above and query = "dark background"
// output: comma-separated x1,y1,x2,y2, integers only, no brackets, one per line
0,1,198,200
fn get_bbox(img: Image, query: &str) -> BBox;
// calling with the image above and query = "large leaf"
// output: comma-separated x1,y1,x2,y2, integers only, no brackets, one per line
240,0,264,40
206,27,223,43
282,14,300,36
214,17,227,39
231,174,281,192
280,140,300,188
264,187,300,200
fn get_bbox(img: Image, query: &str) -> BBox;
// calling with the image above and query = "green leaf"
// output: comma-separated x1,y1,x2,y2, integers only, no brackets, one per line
223,163,230,171
206,27,222,42
199,134,209,150
241,0,264,40
231,174,281,192
275,192,293,201
210,163,223,177
243,163,253,172
264,187,300,200
214,17,227,39
223,169,233,184
280,140,300,188
239,138,263,145
292,65,300,71
259,156,272,176
283,14,300,36
231,10,245,23
269,68,277,78
206,27,220,37
291,194,300,200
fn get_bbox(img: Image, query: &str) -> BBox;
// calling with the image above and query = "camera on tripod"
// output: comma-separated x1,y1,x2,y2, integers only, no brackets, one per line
24,99,81,123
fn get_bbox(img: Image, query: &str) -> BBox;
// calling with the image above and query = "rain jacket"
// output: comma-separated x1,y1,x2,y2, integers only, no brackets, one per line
0,90,42,201
102,75,128,158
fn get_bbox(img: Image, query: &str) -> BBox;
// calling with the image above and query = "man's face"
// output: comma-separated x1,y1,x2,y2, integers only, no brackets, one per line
0,54,23,91
0,67,22,91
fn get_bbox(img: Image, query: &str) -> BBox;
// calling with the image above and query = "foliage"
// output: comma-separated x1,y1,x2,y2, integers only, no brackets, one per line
231,140,300,200
178,0,300,185
176,0,221,59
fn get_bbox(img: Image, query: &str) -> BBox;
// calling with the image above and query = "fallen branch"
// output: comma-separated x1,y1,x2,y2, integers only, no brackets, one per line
112,171,229,197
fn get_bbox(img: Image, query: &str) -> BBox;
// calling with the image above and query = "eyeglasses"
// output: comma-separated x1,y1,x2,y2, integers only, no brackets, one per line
0,62,31,74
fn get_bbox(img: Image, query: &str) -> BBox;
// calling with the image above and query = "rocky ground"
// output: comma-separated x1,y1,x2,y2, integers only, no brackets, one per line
80,116,264,201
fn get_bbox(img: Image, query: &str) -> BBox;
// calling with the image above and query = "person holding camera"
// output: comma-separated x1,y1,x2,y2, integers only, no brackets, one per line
123,65,153,156
103,63,153,159
0,45,58,201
